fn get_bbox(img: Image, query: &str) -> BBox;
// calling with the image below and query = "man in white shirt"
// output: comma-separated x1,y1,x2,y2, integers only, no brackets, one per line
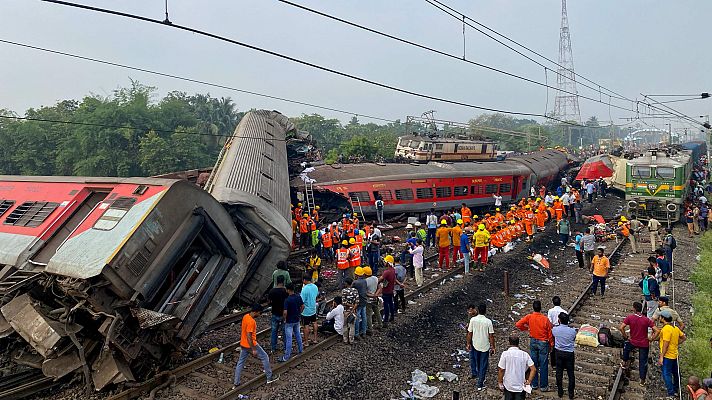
547,296,567,369
498,335,536,399
318,296,344,335
408,239,425,287
530,186,536,198
493,193,503,209
647,217,661,252
467,303,496,391
560,192,571,216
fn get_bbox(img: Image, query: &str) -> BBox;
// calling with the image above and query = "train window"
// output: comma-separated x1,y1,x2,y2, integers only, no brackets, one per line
434,154,442,159
348,191,371,202
94,197,137,231
454,186,468,196
470,185,484,195
631,166,651,178
395,189,414,200
416,188,433,199
0,200,14,218
435,187,452,198
499,183,512,193
435,144,444,150
373,190,393,201
482,144,488,154
656,167,675,179
133,185,149,195
485,184,498,194
4,201,59,227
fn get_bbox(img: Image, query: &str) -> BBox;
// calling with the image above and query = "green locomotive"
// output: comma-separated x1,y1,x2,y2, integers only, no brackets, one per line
625,147,693,223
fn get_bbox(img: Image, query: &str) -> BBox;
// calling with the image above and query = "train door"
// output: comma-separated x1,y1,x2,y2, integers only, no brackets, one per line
512,176,521,200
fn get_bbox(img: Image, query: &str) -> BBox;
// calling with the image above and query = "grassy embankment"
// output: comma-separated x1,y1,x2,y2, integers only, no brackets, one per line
682,231,712,378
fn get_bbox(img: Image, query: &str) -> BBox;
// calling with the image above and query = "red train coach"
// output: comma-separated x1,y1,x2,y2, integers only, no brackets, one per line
295,150,569,214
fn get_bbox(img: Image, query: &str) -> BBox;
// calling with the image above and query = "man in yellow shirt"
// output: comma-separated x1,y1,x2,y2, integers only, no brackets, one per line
473,224,491,271
451,219,463,263
590,246,609,297
436,220,452,269
656,310,686,397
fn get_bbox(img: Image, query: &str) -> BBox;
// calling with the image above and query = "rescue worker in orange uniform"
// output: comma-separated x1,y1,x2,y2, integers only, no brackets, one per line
553,198,565,221
321,227,334,263
524,206,535,241
490,227,505,248
461,203,472,224
291,217,298,250
336,240,351,288
294,203,303,221
299,213,311,249
354,229,364,249
451,219,463,263
494,208,505,224
436,220,452,269
311,205,320,222
535,209,546,231
506,206,516,221
348,237,361,279
351,213,360,230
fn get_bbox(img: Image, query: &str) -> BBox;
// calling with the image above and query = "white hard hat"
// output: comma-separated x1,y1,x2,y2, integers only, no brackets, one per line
406,224,413,229
414,221,422,227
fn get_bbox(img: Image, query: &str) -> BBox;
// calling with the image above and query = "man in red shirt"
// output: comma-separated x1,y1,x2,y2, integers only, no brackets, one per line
233,304,278,388
379,255,397,326
515,300,553,392
619,302,659,385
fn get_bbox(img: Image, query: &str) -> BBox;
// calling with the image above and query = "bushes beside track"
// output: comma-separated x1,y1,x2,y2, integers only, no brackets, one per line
682,231,712,378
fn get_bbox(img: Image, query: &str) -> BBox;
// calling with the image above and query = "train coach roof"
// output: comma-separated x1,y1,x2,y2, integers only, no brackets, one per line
0,175,181,186
298,150,567,186
627,151,691,167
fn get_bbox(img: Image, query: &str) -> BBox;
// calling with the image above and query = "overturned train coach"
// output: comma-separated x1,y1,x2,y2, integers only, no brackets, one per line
0,110,293,390
294,149,571,215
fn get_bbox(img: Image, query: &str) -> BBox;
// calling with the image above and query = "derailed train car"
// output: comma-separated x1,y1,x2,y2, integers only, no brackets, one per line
0,110,293,391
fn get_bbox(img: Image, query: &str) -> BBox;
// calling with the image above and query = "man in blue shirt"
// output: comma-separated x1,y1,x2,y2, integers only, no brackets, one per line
460,226,472,274
300,274,319,345
552,312,577,400
279,283,303,362
574,230,584,269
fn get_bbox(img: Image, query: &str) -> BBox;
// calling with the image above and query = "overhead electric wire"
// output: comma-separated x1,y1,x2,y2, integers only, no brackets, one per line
41,0,599,128
0,39,394,124
275,0,636,114
424,0,636,104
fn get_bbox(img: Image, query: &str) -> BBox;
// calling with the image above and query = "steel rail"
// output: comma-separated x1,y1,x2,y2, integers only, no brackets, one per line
220,255,462,399
562,236,628,400
109,252,442,400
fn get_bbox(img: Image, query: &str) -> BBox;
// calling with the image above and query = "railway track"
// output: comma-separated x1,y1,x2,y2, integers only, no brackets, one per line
527,238,649,400
108,251,460,400
0,370,59,400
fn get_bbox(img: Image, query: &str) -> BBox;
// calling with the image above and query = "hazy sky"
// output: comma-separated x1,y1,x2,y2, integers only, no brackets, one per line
1,0,711,132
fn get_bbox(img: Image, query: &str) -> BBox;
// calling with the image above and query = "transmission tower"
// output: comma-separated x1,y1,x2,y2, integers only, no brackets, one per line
553,0,581,125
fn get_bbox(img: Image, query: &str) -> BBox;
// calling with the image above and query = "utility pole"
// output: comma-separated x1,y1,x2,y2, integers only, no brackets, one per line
553,0,581,124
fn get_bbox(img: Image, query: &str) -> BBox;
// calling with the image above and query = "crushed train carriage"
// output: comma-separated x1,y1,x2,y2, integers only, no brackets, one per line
0,110,293,391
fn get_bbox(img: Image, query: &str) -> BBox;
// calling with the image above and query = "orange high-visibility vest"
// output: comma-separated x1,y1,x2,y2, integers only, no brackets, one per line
461,207,472,223
536,212,546,228
299,218,309,233
355,233,363,247
311,209,319,222
349,245,361,267
294,207,303,221
322,232,333,248
336,248,350,269
342,218,351,232
352,218,360,229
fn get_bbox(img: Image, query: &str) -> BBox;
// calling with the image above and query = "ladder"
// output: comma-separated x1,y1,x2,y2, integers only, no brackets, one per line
349,194,365,221
304,181,316,215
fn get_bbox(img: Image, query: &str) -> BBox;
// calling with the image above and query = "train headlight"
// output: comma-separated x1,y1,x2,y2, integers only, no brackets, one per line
627,200,638,210
666,203,677,213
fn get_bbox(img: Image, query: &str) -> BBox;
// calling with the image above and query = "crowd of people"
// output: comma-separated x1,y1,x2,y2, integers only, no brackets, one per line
234,175,706,399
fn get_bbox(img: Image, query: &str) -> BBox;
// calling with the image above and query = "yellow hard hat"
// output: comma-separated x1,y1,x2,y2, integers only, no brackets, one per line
457,219,463,224
478,224,485,230
441,220,447,225
384,255,395,264
535,209,539,213
342,240,348,246
349,238,356,244
618,221,623,226
315,206,320,210
355,267,364,276
554,196,559,200
620,216,628,222
510,219,516,224
525,205,531,209
298,203,302,207
363,266,372,276
536,197,541,201
511,206,516,210
303,213,308,217
496,208,500,212
354,212,358,216
473,215,478,219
